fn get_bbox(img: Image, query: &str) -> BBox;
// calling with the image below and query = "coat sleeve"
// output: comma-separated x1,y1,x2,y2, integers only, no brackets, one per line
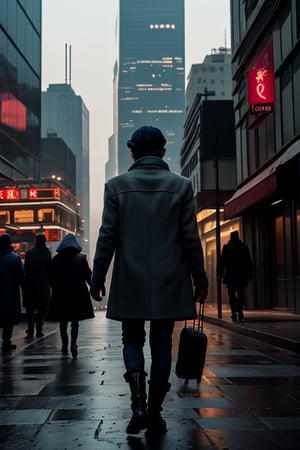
180,182,208,289
82,255,92,286
91,182,118,289
17,255,25,290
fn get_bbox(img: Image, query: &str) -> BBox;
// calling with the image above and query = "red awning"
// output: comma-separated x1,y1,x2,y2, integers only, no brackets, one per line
224,157,281,219
195,190,235,211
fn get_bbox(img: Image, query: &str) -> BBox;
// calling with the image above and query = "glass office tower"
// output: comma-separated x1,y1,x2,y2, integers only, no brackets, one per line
115,0,185,174
42,83,90,255
0,0,41,180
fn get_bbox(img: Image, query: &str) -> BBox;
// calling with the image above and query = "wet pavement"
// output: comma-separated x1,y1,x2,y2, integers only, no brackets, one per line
0,310,300,449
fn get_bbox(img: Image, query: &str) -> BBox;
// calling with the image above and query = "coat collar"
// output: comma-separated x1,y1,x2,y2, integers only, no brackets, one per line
128,156,170,172
0,248,13,258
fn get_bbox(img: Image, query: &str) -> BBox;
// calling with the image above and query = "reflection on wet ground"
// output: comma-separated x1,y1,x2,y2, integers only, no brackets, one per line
0,313,299,449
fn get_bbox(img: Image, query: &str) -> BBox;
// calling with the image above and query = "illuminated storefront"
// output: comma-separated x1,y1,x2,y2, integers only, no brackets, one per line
228,0,300,313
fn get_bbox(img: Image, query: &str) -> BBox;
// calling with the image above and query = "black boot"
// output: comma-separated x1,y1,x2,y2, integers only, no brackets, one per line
125,371,148,434
145,383,171,438
61,335,68,354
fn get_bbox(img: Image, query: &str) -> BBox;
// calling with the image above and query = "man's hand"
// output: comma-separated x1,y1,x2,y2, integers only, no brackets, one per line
90,285,106,301
194,286,208,303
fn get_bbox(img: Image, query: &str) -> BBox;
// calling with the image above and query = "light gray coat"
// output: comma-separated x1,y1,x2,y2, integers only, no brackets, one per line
91,157,208,321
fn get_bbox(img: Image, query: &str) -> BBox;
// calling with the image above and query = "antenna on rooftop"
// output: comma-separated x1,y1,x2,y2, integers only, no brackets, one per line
69,45,72,86
64,43,72,86
65,43,68,84
224,29,227,50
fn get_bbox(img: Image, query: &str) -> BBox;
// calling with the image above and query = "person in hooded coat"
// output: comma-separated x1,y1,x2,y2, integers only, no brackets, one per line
0,233,24,351
48,233,94,359
23,233,52,338
90,126,208,438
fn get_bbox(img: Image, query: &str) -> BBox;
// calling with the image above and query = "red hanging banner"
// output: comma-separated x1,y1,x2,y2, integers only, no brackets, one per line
247,42,275,113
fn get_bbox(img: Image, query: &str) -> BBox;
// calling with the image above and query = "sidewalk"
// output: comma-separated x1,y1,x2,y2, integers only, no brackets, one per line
4,306,300,357
1,311,300,449
204,305,300,353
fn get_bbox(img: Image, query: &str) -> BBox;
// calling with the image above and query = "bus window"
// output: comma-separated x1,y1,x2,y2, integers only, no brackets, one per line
14,209,34,223
38,208,55,223
0,210,10,224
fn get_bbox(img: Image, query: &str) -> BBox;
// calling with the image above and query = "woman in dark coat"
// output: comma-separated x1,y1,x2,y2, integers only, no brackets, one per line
0,233,24,351
48,233,94,358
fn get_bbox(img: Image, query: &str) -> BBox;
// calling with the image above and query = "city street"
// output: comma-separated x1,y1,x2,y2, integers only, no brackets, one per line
0,311,300,450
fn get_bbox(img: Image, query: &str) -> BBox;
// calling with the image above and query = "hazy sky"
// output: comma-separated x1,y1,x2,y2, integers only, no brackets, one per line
42,0,231,251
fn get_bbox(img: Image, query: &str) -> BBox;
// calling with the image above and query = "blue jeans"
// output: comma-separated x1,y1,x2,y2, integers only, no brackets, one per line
122,319,175,389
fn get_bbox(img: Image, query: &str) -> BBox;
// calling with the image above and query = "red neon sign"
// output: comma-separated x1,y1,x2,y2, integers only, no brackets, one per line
0,187,61,202
1,93,26,131
248,42,274,111
0,188,20,201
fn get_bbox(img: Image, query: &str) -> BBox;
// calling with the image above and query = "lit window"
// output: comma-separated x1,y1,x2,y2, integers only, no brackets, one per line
0,210,10,223
149,24,176,30
14,210,34,223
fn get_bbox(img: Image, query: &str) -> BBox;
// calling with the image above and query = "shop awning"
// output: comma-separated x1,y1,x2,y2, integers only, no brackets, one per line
195,190,235,211
224,142,300,219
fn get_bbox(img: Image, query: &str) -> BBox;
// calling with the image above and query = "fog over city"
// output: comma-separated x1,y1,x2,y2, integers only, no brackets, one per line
42,0,231,255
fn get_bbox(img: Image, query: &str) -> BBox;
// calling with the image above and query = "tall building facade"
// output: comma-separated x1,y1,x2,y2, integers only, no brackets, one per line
185,47,233,114
0,0,41,181
41,135,76,196
41,83,90,254
181,48,236,307
113,0,185,175
228,0,300,313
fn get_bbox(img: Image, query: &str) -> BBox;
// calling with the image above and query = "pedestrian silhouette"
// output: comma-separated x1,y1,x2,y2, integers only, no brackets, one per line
23,233,52,338
47,233,94,359
91,126,208,438
0,233,24,352
219,230,253,322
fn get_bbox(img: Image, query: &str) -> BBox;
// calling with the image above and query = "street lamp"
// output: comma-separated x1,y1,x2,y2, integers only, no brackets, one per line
214,156,222,319
199,89,222,317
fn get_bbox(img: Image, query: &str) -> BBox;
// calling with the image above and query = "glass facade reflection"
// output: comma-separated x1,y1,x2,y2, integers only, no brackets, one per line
115,0,185,174
0,0,41,179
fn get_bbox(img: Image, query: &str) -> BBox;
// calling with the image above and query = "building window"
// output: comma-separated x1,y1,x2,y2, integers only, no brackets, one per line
293,52,300,134
297,0,300,38
244,0,259,19
149,24,176,29
280,10,292,60
281,65,293,145
14,209,34,223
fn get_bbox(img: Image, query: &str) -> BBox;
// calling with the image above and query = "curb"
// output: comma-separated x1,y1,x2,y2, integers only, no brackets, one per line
204,315,300,353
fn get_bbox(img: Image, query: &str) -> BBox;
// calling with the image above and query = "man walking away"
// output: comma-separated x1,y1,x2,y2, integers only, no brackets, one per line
219,230,253,322
90,126,208,438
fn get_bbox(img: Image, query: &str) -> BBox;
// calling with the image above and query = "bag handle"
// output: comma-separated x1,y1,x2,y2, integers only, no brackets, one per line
184,300,205,333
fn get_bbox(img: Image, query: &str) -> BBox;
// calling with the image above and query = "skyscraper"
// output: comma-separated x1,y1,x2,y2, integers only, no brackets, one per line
113,0,185,175
41,83,90,254
0,1,41,180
